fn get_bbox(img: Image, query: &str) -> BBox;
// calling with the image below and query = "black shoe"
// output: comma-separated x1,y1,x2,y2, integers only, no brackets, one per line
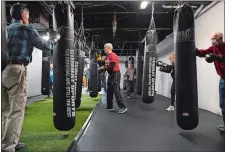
15,143,26,150
104,108,114,112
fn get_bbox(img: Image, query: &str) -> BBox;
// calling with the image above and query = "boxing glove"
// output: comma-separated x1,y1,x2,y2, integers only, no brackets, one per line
156,61,163,67
205,53,222,63
96,53,102,61
49,30,60,44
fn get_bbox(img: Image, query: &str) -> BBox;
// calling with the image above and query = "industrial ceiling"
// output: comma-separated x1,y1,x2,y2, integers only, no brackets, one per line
6,1,213,56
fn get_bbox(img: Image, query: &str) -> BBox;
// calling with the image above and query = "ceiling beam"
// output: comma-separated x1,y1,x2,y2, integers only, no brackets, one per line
194,4,204,19
196,1,219,18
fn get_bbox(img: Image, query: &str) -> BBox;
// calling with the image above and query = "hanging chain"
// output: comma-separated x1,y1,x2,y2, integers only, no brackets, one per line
81,3,84,37
149,2,155,30
78,3,87,45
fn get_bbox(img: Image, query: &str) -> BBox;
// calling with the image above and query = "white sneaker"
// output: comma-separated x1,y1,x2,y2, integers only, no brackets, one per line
118,108,128,114
99,88,106,95
166,106,175,111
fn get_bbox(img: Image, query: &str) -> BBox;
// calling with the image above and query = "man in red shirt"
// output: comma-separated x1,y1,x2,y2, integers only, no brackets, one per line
98,43,127,114
196,32,225,133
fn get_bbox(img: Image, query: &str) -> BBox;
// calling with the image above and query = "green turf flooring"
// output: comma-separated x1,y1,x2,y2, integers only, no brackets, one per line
18,95,100,152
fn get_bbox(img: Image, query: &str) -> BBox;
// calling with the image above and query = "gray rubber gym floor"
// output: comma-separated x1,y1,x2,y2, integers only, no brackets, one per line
76,93,225,151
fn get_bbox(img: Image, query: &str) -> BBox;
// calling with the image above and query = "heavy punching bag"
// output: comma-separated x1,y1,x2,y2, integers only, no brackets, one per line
1,1,8,72
97,70,101,92
89,43,98,98
41,51,50,95
174,4,199,130
75,38,85,108
52,3,75,131
135,43,145,95
41,14,55,95
142,26,158,103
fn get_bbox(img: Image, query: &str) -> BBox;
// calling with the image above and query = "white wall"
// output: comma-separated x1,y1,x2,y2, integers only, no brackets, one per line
195,1,225,115
27,48,42,97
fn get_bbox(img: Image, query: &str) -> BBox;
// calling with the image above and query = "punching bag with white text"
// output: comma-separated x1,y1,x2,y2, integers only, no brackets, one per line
142,30,157,103
52,3,75,131
75,39,85,108
174,4,199,130
41,51,50,95
89,48,98,98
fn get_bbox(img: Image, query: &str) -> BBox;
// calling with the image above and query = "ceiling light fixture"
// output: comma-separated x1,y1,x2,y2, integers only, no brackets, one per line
140,1,149,9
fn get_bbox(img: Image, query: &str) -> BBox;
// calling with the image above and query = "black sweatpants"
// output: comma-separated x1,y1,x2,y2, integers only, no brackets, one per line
126,80,133,96
107,71,126,109
170,80,175,106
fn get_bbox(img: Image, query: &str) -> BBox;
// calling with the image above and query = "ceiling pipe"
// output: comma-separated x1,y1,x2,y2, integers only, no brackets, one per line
76,11,167,15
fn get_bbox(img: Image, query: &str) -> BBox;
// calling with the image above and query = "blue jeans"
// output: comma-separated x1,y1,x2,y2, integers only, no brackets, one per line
219,78,225,124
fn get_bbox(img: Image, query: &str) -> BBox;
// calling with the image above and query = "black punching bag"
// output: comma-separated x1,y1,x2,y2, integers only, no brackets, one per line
142,30,158,103
75,39,85,108
135,43,144,95
174,4,199,130
52,3,75,131
97,70,101,92
89,44,98,98
1,1,8,72
41,51,50,95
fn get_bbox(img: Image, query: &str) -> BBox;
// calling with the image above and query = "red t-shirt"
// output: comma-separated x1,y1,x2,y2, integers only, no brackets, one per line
104,52,120,72
196,43,225,78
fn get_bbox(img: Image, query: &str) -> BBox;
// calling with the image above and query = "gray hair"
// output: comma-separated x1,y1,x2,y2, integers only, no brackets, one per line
104,43,113,50
214,32,223,38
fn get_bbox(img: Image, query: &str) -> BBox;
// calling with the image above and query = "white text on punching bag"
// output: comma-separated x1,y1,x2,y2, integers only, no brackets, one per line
65,49,76,118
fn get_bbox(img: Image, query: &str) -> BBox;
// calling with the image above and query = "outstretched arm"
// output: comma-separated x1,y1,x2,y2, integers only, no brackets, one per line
196,46,214,57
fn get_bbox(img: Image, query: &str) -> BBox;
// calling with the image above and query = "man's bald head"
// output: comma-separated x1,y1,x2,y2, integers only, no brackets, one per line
211,32,223,46
211,32,223,39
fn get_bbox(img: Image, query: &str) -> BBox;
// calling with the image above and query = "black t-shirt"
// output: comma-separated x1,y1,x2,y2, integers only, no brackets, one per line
170,64,175,80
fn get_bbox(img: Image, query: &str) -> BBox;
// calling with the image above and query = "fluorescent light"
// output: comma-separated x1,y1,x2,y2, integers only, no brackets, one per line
140,1,149,9
162,5,198,9
42,35,49,41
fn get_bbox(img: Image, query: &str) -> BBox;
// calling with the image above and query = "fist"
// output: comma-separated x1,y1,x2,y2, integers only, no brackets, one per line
205,53,217,63
156,61,163,67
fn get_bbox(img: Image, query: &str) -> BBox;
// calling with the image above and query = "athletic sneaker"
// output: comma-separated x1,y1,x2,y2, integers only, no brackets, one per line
217,124,225,131
166,105,175,111
15,143,26,150
118,108,128,114
105,108,114,112
127,96,132,99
